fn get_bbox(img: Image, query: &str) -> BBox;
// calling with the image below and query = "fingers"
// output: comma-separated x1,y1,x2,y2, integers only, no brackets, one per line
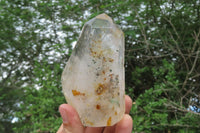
57,104,84,133
57,124,64,133
125,95,133,114
115,114,133,133
103,124,116,133
84,127,104,133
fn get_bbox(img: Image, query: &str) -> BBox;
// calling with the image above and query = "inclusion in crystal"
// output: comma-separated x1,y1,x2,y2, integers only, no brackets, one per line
61,13,125,127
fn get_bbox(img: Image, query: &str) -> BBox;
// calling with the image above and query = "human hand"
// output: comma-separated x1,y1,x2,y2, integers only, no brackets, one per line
57,95,133,133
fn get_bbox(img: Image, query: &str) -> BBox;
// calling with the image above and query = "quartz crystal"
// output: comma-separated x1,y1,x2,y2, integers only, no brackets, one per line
61,13,125,127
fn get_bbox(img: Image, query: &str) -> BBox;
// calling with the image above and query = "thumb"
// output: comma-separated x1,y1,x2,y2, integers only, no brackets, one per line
58,104,84,133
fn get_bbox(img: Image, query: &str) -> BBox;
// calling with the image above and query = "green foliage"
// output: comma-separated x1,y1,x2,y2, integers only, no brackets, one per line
14,61,65,132
130,61,173,132
130,60,200,132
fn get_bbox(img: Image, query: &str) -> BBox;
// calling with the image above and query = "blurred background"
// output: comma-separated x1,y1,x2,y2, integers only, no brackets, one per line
0,0,200,132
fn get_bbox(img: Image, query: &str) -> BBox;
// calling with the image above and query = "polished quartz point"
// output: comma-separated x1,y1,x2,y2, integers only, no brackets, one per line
61,13,125,127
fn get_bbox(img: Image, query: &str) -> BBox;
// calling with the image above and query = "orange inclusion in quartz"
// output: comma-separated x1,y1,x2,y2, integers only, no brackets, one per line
102,70,105,74
95,83,106,95
107,117,112,126
96,104,101,110
109,58,114,62
85,119,94,126
72,90,85,96
115,112,117,115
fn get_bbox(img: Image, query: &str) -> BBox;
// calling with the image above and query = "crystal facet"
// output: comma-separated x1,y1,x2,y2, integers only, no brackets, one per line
61,13,125,127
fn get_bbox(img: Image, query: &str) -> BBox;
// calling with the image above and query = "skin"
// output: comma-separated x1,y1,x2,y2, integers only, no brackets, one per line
57,95,133,133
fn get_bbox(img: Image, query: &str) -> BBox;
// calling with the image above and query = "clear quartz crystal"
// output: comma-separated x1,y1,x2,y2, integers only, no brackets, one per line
61,13,125,127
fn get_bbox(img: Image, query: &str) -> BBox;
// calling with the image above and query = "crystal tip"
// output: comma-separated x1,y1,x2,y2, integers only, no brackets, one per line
95,13,113,23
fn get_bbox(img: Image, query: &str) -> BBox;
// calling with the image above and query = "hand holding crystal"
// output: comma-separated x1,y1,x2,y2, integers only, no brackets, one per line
57,95,133,133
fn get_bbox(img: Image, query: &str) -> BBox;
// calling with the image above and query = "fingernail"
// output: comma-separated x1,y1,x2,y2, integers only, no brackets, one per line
59,106,69,124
